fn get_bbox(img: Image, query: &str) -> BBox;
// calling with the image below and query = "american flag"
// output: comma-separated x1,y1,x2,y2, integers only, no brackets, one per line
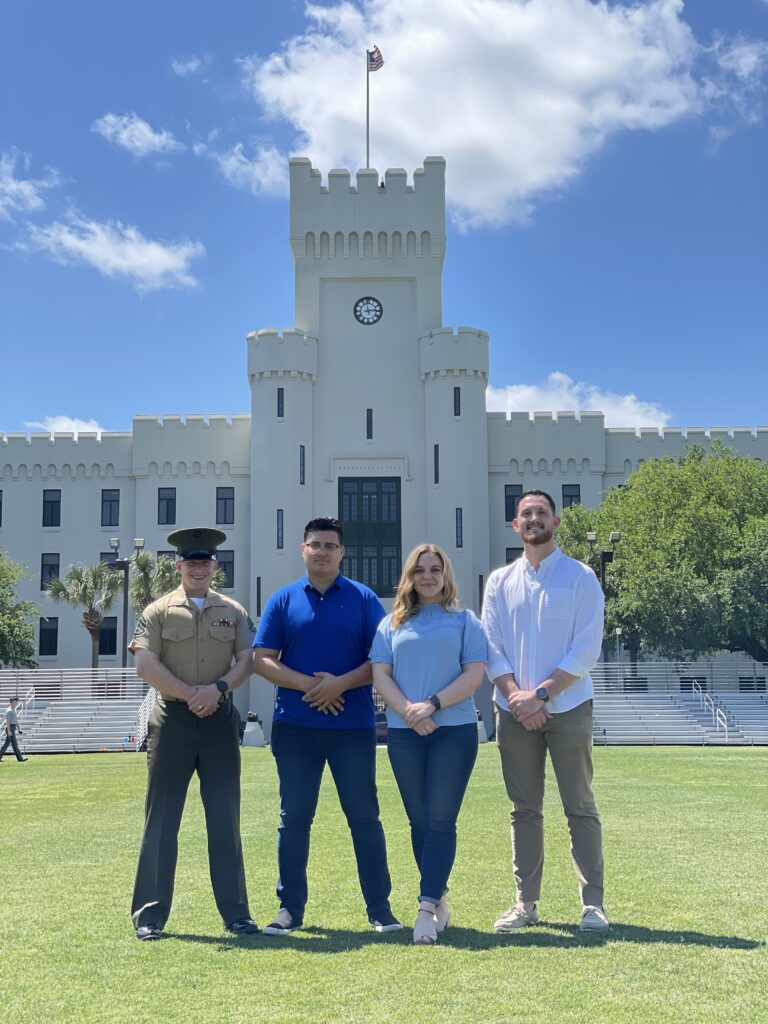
367,46,384,72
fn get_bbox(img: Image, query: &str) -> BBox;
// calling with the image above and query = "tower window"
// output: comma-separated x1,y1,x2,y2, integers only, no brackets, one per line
277,387,285,418
277,509,284,550
434,444,440,485
453,386,461,417
366,408,373,440
299,445,306,485
455,508,463,549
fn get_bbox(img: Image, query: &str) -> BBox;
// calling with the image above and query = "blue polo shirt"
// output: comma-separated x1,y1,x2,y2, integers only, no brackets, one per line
253,573,386,729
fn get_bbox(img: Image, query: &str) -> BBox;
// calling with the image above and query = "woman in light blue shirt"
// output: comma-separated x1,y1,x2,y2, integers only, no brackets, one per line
370,543,487,944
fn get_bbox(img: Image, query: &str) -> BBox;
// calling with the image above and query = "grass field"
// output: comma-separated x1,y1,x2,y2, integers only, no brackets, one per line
1,745,766,1024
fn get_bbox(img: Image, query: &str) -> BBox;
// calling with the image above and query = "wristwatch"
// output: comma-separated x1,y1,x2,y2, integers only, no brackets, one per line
535,686,550,703
215,679,229,695
428,694,442,711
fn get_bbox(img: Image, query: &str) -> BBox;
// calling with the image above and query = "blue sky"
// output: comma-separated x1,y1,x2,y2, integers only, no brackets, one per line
1,0,766,435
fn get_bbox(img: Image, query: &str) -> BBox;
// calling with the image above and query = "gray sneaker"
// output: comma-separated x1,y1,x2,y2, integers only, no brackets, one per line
493,904,540,932
263,909,300,935
579,905,609,933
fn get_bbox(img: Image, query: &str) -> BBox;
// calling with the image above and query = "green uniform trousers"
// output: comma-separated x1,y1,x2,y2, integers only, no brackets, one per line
131,698,250,929
495,700,604,908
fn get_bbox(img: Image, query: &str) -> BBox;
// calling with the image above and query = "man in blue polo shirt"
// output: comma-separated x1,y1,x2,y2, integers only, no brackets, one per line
253,516,402,936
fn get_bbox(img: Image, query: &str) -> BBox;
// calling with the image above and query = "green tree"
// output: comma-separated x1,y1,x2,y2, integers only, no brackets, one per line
0,549,38,668
128,551,227,615
46,562,123,668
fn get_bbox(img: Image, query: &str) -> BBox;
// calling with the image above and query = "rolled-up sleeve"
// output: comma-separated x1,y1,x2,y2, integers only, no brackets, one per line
557,570,604,678
481,571,515,681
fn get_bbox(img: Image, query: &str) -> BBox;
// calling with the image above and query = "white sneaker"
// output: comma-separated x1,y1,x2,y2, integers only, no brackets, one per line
493,904,540,932
263,909,300,935
580,905,609,932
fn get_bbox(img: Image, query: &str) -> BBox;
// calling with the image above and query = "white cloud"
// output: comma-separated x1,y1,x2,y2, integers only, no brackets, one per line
91,112,183,157
486,372,672,428
24,416,108,437
171,54,211,77
239,0,767,229
0,150,59,221
207,142,289,197
18,212,205,293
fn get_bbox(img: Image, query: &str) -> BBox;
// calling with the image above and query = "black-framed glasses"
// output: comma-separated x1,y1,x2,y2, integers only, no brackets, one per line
305,541,341,552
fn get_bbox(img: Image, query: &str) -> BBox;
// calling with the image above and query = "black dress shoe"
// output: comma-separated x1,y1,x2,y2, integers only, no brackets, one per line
226,917,260,935
136,923,163,941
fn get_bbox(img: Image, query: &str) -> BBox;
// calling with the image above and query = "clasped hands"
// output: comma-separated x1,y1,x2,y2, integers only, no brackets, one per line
186,683,223,718
508,689,551,731
402,701,439,736
302,672,346,715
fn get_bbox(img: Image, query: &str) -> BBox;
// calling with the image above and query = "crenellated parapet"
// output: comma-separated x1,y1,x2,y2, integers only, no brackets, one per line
487,411,607,473
131,415,251,478
604,424,768,474
247,329,318,381
289,158,446,261
0,431,133,481
419,327,489,379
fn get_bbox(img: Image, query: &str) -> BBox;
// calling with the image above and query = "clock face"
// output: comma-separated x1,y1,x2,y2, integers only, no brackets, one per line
354,296,383,325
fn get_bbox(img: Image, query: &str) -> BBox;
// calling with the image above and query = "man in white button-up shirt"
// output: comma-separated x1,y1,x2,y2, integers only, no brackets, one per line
482,490,609,934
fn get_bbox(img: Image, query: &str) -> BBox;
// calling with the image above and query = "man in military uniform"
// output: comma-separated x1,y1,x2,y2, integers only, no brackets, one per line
129,527,259,941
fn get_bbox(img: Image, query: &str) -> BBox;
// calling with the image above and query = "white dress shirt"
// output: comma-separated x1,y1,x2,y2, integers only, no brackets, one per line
481,546,604,714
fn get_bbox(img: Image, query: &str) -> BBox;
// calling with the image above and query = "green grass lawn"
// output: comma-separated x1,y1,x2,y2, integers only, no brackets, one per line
1,745,766,1024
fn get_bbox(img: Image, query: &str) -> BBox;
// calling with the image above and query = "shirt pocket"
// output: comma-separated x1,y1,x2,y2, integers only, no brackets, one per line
209,624,236,644
161,620,195,643
544,588,572,620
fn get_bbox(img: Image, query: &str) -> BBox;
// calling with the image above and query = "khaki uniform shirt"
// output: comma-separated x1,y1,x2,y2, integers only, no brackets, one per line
129,586,255,693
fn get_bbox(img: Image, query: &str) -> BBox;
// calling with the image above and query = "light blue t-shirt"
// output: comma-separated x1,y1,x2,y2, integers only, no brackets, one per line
370,605,488,729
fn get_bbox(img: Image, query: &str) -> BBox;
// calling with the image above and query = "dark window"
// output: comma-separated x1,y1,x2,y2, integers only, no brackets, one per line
216,486,235,525
504,485,522,522
434,444,440,485
256,577,262,617
506,547,524,564
40,553,60,589
339,478,401,598
99,616,117,656
277,509,284,550
158,487,176,525
0,489,3,526
156,550,176,564
453,386,461,416
217,550,234,589
43,489,61,527
455,508,463,548
100,551,117,566
39,617,58,656
366,408,373,440
299,445,306,485
562,484,581,509
277,387,285,418
101,488,120,527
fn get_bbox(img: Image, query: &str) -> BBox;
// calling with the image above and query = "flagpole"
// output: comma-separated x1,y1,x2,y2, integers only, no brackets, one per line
366,50,370,169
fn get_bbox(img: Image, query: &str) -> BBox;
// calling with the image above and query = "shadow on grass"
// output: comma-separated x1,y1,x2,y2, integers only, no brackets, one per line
165,921,762,953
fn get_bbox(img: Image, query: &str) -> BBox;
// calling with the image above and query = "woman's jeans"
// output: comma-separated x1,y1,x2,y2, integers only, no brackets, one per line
387,722,478,903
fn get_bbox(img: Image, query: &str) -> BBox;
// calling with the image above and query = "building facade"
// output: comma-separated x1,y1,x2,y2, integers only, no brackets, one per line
2,156,767,723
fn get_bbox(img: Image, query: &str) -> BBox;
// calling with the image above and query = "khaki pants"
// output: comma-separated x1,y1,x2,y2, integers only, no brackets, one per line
495,700,604,908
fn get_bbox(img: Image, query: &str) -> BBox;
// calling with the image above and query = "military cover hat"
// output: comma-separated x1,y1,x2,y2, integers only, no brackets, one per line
167,527,227,561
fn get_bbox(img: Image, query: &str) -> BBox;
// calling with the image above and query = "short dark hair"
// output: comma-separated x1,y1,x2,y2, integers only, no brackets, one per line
304,517,344,543
518,489,556,515
9,696,19,703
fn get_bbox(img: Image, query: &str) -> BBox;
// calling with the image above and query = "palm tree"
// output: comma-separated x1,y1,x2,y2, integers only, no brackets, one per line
46,562,123,668
128,551,226,615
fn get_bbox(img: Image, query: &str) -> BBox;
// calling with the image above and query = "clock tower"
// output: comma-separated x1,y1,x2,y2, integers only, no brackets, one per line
247,157,490,638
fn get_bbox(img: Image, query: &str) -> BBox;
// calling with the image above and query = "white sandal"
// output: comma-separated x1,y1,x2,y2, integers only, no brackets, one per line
435,894,451,933
413,901,438,945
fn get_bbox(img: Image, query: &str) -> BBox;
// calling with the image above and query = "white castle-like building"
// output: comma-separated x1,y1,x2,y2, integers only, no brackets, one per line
2,157,767,721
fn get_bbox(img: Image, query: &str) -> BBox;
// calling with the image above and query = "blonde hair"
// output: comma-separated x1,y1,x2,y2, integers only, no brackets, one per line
390,543,460,630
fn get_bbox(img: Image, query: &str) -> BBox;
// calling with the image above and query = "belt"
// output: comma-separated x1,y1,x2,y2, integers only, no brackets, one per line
160,694,230,705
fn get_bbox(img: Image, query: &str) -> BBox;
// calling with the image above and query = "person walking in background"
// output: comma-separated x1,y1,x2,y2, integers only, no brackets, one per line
371,543,486,944
253,516,401,936
0,696,28,762
481,490,608,934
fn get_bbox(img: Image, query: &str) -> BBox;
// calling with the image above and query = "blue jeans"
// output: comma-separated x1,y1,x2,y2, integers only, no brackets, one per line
387,723,478,903
270,722,393,922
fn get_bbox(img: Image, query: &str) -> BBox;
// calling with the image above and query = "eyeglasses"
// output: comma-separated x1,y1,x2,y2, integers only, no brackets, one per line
305,541,341,552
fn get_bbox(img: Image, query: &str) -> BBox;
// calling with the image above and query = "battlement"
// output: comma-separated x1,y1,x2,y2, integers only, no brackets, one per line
420,327,489,378
247,329,318,381
289,157,446,256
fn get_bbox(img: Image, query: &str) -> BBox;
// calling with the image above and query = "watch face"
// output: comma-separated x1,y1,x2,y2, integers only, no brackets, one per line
354,296,383,325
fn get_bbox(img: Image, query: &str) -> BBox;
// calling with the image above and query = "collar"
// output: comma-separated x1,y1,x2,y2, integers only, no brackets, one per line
302,572,344,595
168,585,228,609
522,545,562,576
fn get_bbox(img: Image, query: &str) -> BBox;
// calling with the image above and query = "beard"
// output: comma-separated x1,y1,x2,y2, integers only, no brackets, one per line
521,526,554,546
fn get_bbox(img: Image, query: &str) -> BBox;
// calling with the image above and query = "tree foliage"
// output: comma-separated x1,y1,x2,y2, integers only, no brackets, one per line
558,443,768,662
128,551,226,614
0,549,38,668
46,562,123,668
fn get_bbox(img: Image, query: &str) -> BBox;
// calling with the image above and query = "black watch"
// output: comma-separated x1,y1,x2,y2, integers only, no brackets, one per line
428,693,442,712
215,680,229,695
535,686,550,703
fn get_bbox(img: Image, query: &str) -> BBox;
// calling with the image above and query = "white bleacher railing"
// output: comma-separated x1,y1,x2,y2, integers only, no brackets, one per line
715,707,729,743
0,668,148,701
590,661,768,692
135,689,158,752
0,685,35,741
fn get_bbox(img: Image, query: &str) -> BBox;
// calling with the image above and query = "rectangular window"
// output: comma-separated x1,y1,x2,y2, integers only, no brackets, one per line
299,445,305,485
216,486,235,525
42,489,61,527
156,550,176,563
455,508,463,549
39,617,58,656
40,553,60,589
453,386,461,417
506,547,524,564
101,488,120,527
217,550,234,589
99,616,117,656
277,387,285,418
434,444,440,485
562,484,581,509
504,484,522,522
158,487,176,525
256,577,262,617
0,488,3,526
339,478,401,598
100,551,117,566
277,509,284,550
366,408,373,440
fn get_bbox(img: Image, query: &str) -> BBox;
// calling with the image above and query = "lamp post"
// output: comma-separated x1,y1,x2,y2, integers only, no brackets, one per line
109,537,145,669
586,530,620,590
